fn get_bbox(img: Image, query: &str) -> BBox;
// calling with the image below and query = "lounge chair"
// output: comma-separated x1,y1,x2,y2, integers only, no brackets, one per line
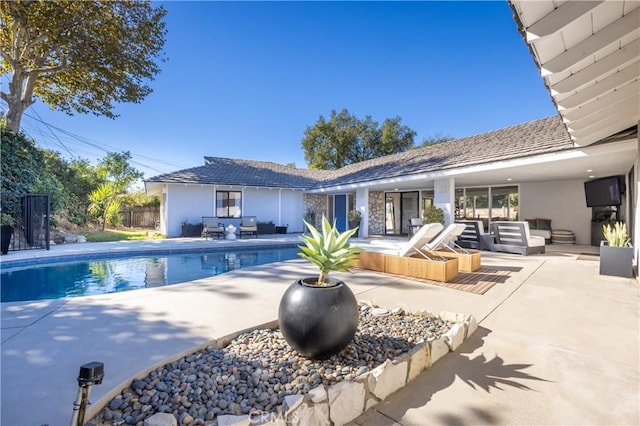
239,216,258,238
202,216,224,239
398,223,444,257
491,221,545,255
418,223,468,259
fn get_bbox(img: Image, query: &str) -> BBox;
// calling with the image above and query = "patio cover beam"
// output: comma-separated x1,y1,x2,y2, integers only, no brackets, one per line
526,1,605,42
541,8,639,74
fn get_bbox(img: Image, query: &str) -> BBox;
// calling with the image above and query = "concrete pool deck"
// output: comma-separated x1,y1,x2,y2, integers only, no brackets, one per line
1,236,638,425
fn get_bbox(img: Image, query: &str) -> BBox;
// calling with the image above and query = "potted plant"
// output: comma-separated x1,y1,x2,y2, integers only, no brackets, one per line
600,221,633,278
278,216,362,359
1,213,16,255
348,209,362,229
423,205,445,224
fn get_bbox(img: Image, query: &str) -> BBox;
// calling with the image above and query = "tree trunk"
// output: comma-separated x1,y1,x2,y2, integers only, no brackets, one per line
2,69,35,133
3,104,25,133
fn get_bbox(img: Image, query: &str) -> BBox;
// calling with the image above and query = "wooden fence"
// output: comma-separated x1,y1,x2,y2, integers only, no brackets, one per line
121,206,160,229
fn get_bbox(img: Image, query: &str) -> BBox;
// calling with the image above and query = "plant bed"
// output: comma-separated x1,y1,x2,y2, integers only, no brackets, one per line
181,224,202,238
257,222,276,235
88,303,478,426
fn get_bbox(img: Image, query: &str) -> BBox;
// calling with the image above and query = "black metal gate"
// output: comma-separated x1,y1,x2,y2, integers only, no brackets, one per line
2,194,50,252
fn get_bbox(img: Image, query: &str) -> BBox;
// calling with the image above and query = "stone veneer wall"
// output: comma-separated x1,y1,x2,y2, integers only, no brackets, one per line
303,194,327,229
142,308,478,426
368,191,385,235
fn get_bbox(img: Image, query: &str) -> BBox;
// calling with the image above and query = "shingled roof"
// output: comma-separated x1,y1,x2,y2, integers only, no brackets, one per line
146,115,574,189
145,157,330,188
319,115,573,188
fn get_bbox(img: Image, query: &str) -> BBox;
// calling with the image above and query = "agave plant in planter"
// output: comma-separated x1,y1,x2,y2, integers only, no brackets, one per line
278,216,362,359
600,221,633,278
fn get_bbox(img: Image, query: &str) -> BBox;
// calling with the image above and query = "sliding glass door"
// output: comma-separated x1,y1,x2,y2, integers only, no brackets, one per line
384,191,419,235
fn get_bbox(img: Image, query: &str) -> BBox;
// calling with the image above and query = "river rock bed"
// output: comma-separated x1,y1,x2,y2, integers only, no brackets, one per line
91,304,453,425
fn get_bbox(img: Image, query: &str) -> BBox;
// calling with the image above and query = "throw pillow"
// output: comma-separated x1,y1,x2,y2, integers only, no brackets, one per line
537,218,552,231
525,218,537,230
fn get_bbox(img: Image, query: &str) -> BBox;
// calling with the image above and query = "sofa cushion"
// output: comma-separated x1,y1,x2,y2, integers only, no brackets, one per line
530,229,551,240
525,218,537,230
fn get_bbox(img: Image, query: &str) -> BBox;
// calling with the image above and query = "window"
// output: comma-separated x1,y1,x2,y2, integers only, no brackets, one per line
216,191,242,217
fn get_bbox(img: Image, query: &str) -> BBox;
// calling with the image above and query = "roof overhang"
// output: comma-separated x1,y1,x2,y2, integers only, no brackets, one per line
509,0,639,147
307,137,637,193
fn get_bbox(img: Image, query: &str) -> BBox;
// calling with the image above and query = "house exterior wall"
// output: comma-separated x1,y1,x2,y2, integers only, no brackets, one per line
520,179,592,245
303,194,327,229
166,185,215,237
280,190,305,233
368,191,385,235
243,188,279,224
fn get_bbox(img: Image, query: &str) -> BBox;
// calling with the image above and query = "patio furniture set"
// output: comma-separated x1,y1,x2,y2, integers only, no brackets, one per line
202,216,258,240
356,219,552,283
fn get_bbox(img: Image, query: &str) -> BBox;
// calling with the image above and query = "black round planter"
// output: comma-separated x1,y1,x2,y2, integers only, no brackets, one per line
278,277,359,359
1,225,13,255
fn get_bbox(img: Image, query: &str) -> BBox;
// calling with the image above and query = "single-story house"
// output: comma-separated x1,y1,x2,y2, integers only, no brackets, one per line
145,0,638,260
145,115,636,246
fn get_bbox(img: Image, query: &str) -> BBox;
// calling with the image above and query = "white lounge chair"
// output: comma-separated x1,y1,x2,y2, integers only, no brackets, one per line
398,223,444,257
417,223,468,260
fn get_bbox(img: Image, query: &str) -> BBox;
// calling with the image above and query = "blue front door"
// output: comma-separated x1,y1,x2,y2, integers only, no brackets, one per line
335,195,347,231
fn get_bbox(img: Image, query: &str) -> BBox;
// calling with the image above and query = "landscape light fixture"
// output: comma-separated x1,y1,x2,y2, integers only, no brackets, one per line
71,361,104,426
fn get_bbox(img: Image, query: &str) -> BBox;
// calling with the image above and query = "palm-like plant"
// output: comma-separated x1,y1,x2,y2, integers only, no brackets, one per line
602,222,630,247
298,216,362,286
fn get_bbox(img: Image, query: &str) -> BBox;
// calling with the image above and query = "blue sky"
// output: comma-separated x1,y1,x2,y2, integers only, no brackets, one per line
16,1,557,180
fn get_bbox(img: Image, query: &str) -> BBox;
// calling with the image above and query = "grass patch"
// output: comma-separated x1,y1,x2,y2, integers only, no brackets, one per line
80,229,165,243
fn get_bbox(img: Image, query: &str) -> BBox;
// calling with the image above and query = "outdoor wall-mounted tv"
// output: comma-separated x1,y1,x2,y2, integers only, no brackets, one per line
584,175,624,207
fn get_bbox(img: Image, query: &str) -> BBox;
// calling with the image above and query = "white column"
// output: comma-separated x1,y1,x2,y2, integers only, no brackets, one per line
634,125,639,280
434,177,455,226
356,187,369,237
278,189,282,226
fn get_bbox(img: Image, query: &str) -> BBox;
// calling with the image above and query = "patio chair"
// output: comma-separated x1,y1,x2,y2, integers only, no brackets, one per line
455,220,492,250
239,216,258,238
491,221,545,255
202,217,224,240
398,223,444,257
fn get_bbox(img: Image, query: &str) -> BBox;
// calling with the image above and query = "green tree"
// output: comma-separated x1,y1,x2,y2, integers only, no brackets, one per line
0,0,167,132
0,124,66,219
43,152,104,225
88,182,118,230
302,109,416,170
418,133,453,148
89,151,143,230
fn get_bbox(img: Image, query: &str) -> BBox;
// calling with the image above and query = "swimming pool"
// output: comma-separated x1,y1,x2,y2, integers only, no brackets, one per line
0,246,300,303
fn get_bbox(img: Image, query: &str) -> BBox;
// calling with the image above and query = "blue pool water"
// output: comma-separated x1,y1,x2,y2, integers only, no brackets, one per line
1,247,300,303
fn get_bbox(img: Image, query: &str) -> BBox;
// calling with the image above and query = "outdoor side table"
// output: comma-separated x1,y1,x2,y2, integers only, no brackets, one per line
225,225,237,240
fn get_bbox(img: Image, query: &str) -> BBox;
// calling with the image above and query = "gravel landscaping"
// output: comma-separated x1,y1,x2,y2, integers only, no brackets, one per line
90,304,454,425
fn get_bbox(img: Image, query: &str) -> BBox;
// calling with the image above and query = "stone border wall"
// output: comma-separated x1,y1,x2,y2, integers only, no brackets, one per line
142,309,478,426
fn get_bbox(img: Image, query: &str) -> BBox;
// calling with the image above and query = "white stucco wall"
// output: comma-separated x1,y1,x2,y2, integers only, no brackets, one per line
280,190,305,233
243,188,280,223
166,185,215,237
164,185,306,237
434,177,455,226
520,179,592,245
